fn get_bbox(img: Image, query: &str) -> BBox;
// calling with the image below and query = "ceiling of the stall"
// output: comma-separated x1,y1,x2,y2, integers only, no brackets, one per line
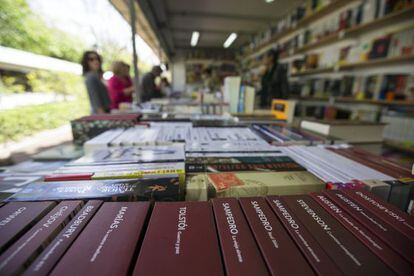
111,0,303,59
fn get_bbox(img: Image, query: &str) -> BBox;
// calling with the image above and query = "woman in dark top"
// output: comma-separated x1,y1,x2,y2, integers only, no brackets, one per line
81,51,111,114
258,49,289,108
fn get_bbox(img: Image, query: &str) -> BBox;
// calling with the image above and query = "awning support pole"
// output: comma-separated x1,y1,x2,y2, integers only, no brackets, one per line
129,0,141,103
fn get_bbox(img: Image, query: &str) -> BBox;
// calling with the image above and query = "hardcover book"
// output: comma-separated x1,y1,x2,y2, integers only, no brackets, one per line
24,200,103,276
68,144,185,166
0,201,82,275
324,190,414,265
0,201,55,253
311,193,414,275
206,171,324,198
212,198,268,276
283,195,393,275
239,197,314,275
7,176,182,202
133,202,223,276
266,196,342,276
186,156,305,173
51,202,149,276
342,188,414,241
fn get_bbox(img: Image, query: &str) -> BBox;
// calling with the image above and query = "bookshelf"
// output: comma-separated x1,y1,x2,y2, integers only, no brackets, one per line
241,0,357,61
290,55,414,76
296,97,414,107
283,6,414,59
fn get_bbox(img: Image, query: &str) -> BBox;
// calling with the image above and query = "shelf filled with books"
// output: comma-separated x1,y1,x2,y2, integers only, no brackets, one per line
283,6,414,59
296,96,414,107
291,54,414,77
241,0,356,61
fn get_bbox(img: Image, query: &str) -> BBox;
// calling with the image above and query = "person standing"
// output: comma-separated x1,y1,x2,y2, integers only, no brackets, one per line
141,65,163,102
258,49,289,108
81,51,111,114
107,61,134,110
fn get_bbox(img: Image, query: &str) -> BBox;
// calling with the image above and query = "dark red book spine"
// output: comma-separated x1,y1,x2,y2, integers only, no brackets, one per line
212,198,269,276
283,195,394,275
44,173,93,181
133,202,223,276
0,201,82,275
266,196,342,276
324,190,414,265
311,192,414,275
23,200,103,276
239,197,315,275
0,202,55,253
342,188,414,241
51,202,149,276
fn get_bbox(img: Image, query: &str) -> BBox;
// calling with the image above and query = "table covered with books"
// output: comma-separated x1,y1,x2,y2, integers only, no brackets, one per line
0,112,413,276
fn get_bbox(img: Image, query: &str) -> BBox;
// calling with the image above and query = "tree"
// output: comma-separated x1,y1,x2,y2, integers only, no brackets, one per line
0,0,84,62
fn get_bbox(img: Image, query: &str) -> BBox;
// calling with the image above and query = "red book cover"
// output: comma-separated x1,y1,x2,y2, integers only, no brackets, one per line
212,198,268,276
44,173,93,181
239,197,315,275
311,192,414,275
283,194,394,276
342,188,414,241
266,196,342,276
24,200,103,276
0,201,82,275
0,201,55,253
324,190,414,265
51,202,149,276
133,202,223,276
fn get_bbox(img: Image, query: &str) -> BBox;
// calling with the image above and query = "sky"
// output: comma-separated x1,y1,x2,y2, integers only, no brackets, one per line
27,0,160,65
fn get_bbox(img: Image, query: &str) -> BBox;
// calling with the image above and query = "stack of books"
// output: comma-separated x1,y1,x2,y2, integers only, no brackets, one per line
1,190,413,275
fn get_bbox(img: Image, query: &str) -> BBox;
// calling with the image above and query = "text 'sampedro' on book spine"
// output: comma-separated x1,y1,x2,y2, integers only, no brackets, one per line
212,198,269,276
266,195,342,276
239,197,315,275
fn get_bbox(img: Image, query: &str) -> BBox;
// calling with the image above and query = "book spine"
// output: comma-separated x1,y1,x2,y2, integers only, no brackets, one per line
212,198,268,276
50,202,150,276
324,190,414,265
311,193,414,275
239,197,315,275
282,195,394,275
0,202,55,254
342,188,414,241
0,201,82,275
266,196,342,276
24,200,103,276
133,202,223,276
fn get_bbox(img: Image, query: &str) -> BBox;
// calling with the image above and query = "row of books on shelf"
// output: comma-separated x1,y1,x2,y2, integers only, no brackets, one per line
293,73,414,101
243,0,413,57
1,189,413,275
278,2,414,58
290,27,414,72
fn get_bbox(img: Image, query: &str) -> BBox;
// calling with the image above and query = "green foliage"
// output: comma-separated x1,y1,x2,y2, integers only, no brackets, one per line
1,75,26,93
26,70,86,96
0,98,89,144
0,0,84,62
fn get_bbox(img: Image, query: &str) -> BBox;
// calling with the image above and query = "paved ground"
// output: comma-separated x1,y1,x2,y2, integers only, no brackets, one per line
0,124,73,165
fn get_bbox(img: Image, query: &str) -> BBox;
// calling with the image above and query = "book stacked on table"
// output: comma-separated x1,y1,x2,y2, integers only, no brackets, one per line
1,190,413,275
71,113,141,145
250,123,326,146
185,152,324,201
283,145,414,211
6,144,186,202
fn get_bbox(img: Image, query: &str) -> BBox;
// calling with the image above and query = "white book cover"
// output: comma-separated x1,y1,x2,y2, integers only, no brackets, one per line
223,76,241,113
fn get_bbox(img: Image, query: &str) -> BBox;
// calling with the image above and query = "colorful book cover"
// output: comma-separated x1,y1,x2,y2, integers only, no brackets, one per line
6,177,181,202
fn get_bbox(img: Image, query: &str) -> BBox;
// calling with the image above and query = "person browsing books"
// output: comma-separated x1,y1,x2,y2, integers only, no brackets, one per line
258,49,289,108
108,61,134,110
81,51,111,114
141,65,163,102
